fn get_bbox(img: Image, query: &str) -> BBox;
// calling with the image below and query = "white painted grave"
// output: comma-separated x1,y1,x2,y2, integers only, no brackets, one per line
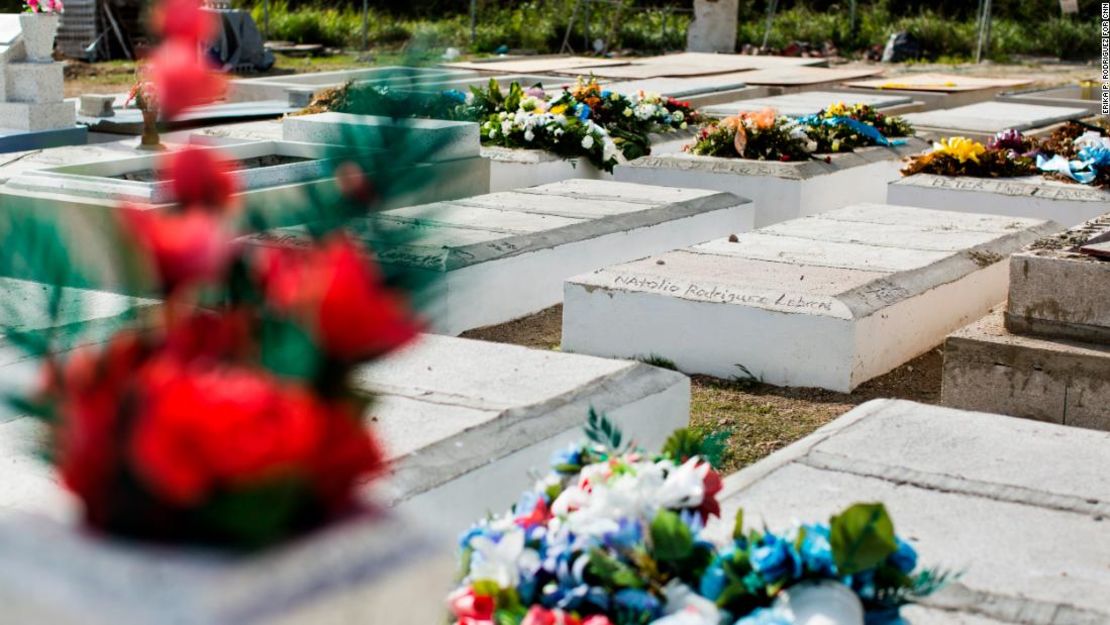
562,204,1056,392
247,179,755,335
900,102,1091,141
997,84,1102,115
604,74,768,108
889,174,1110,228
702,90,918,118
615,139,928,227
482,144,611,192
712,399,1110,624
228,65,476,102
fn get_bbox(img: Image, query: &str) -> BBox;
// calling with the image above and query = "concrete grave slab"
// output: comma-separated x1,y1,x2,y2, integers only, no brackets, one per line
481,145,612,192
712,399,1110,625
702,90,919,118
0,329,688,535
604,74,769,108
282,112,481,162
563,204,1056,392
942,311,1110,431
615,139,929,227
724,66,883,90
888,174,1110,228
900,102,1090,141
686,0,739,54
5,62,63,104
443,56,631,75
834,73,1036,111
79,100,297,135
558,54,823,80
228,66,475,102
247,179,754,335
997,83,1103,115
1004,214,1110,343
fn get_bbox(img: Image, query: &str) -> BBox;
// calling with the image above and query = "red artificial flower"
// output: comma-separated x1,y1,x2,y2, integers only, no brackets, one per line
147,39,226,120
521,606,582,625
52,332,146,522
582,617,614,625
515,497,552,529
696,464,723,522
257,234,419,362
448,587,496,625
151,0,218,45
163,145,239,211
334,161,377,205
122,206,236,292
129,361,323,506
162,308,252,364
309,400,386,512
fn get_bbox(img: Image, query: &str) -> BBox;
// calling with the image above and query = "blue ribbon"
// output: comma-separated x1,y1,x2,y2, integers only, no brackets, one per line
1037,146,1110,184
799,115,907,147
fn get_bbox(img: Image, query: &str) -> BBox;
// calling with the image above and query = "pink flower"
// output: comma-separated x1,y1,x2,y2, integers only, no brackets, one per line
152,0,218,45
147,39,226,120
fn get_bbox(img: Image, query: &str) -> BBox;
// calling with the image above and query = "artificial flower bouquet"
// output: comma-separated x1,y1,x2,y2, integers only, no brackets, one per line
7,0,421,551
902,122,1110,188
686,109,811,162
800,102,914,154
23,0,64,12
449,413,948,625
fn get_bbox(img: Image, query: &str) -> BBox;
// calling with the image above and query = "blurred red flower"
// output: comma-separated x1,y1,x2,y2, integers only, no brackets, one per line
521,607,582,625
151,0,218,45
129,361,324,506
309,400,386,512
148,39,226,120
258,234,419,362
448,587,495,625
696,465,723,523
164,146,239,211
51,332,146,523
122,206,236,293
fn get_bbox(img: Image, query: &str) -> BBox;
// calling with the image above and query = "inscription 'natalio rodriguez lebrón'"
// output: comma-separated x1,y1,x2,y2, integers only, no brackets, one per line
610,274,834,312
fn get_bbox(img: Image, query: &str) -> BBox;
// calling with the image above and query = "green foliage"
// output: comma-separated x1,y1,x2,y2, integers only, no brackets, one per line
829,502,899,575
650,509,694,562
661,427,731,469
588,547,649,588
638,354,677,370
584,407,626,452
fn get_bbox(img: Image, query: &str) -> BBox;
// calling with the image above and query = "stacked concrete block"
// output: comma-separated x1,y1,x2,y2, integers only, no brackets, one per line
943,215,1110,430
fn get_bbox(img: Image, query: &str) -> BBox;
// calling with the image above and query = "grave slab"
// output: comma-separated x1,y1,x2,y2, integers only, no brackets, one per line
482,145,611,192
79,100,297,135
942,311,1110,431
1004,215,1110,343
443,56,631,75
0,101,75,132
604,74,769,107
553,53,824,80
712,399,1110,625
563,204,1056,392
900,102,1090,142
997,83,1103,115
835,73,1034,111
229,66,475,102
283,112,480,162
615,139,929,227
701,90,919,118
888,174,1110,228
0,330,688,536
0,126,87,154
247,179,754,335
4,62,63,103
723,66,883,90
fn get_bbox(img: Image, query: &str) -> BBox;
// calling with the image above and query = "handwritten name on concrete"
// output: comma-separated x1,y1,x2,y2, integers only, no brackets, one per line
611,274,834,312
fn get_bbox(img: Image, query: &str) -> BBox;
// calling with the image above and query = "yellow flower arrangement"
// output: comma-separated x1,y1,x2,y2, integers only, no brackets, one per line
932,137,986,163
549,104,568,116
825,101,849,117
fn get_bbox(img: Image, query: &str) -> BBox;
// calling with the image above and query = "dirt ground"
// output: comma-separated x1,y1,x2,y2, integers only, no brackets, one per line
463,305,943,474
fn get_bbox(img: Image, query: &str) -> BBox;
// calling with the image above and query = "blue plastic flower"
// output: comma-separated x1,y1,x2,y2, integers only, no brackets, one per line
798,524,836,576
751,533,802,584
575,103,591,121
888,538,918,574
548,583,611,612
604,518,643,550
699,557,728,601
442,89,467,103
550,444,582,469
734,607,793,625
613,588,662,622
601,89,612,98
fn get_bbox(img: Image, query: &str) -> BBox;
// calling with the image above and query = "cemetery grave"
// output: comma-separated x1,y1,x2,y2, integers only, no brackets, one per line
942,216,1110,430
228,66,477,102
0,15,86,153
551,52,825,80
718,66,884,93
701,90,922,119
562,204,1056,392
246,179,755,335
889,173,1110,228
997,82,1103,115
601,74,769,108
714,399,1110,625
899,102,1092,142
836,72,1035,110
616,134,929,227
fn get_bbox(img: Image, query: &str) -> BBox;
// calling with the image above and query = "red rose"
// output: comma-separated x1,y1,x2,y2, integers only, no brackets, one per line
163,146,238,211
309,400,386,512
53,333,146,521
521,607,582,625
448,587,495,624
162,308,252,364
151,0,218,45
148,39,226,120
257,234,419,362
122,206,236,292
129,361,323,506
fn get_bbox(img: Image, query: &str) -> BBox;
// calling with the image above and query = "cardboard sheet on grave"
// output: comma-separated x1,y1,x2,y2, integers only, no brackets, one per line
843,72,1032,92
